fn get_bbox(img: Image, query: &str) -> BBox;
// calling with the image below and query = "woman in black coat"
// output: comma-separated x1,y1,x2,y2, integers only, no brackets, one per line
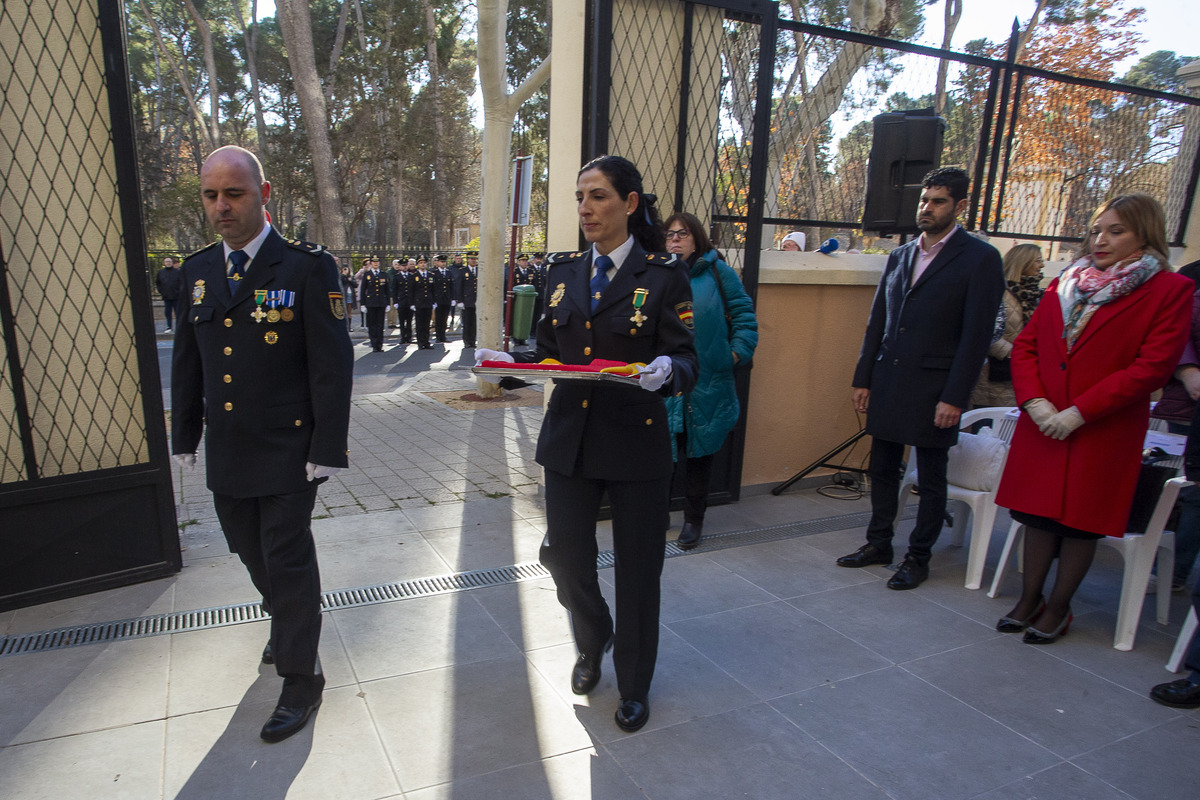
477,155,697,732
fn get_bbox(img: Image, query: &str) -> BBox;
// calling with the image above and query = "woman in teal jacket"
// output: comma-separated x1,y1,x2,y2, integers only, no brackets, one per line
663,212,759,549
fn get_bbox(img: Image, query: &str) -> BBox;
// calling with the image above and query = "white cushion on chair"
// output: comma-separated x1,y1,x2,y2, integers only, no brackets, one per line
946,428,1008,492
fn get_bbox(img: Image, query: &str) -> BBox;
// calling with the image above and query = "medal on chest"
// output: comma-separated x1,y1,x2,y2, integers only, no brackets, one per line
630,288,649,327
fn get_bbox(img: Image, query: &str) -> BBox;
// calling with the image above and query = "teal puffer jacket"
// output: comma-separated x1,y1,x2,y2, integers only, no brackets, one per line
665,249,758,458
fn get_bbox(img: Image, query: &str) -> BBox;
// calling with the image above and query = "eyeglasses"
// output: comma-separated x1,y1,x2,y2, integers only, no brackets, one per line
665,229,691,240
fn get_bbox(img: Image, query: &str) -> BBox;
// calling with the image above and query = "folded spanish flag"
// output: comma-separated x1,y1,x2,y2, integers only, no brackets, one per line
480,358,646,375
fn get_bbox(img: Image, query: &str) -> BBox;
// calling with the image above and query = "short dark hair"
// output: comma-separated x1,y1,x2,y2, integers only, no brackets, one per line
923,167,970,202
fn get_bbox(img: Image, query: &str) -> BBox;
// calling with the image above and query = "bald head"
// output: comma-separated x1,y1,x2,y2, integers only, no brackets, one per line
200,146,269,249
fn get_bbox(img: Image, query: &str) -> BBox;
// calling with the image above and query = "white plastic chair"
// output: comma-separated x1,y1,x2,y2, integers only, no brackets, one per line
1167,606,1197,672
988,476,1187,651
898,407,1018,590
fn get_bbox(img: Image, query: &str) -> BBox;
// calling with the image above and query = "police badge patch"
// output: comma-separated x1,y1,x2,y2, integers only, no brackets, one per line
329,292,346,320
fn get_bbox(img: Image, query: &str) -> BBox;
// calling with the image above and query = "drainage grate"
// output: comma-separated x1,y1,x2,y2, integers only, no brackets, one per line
0,507,909,657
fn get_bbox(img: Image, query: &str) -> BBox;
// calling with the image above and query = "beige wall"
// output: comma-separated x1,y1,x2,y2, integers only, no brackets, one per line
0,0,148,483
742,253,880,487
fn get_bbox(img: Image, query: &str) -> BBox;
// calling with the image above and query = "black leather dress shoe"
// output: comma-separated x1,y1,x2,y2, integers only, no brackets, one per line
1150,678,1200,708
836,543,893,568
677,521,703,550
886,556,929,590
570,635,614,696
615,698,649,732
261,642,274,665
260,698,322,743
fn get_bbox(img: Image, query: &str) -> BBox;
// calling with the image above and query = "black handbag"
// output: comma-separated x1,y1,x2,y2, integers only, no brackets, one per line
987,355,1012,383
1125,450,1182,534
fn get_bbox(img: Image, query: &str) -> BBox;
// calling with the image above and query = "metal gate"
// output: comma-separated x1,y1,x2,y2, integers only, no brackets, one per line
0,0,180,610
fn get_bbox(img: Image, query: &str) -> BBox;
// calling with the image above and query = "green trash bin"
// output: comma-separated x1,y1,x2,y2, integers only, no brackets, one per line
511,284,537,340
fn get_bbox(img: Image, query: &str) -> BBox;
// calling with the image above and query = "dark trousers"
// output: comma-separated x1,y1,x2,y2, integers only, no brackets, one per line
461,306,477,346
213,485,324,705
542,469,669,701
399,306,413,342
365,306,385,349
415,307,432,347
163,298,179,329
434,305,449,341
1186,582,1200,677
865,437,949,566
531,298,544,340
680,454,716,524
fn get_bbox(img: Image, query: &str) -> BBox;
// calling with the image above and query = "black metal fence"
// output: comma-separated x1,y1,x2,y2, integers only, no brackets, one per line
728,15,1200,252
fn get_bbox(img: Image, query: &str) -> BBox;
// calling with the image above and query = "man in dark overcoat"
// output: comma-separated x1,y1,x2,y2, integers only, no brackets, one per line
171,146,353,742
839,167,1004,589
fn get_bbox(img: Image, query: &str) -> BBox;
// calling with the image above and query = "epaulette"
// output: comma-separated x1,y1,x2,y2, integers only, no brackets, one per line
646,252,679,267
183,240,222,263
545,250,584,266
286,238,326,255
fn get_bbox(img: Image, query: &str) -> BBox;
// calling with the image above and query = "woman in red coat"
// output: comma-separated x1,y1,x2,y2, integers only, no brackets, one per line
994,193,1192,643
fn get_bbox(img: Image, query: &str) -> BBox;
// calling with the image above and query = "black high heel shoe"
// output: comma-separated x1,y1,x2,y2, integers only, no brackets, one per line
996,597,1046,633
1023,609,1073,644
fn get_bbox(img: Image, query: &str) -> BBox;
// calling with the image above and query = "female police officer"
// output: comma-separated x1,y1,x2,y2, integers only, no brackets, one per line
478,155,696,731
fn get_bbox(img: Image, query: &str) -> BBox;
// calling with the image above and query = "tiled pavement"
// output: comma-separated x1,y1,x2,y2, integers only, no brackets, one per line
2,359,1199,799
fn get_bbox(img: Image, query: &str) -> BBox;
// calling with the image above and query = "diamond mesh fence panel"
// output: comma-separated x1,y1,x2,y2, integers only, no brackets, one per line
602,3,1200,256
0,0,150,484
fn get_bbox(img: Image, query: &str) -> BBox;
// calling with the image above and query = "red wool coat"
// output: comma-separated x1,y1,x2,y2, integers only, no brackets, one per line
995,270,1192,537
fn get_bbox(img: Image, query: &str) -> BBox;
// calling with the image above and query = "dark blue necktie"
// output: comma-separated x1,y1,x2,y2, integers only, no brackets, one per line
590,255,612,312
227,249,249,293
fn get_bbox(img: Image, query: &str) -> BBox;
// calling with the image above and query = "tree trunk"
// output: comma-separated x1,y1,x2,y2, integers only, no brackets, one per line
423,0,445,250
935,0,962,115
231,0,270,157
181,0,220,148
477,0,551,397
276,0,347,248
138,0,214,151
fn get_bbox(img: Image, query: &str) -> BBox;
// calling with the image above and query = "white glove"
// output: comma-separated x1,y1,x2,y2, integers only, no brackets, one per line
433,303,438,309
457,302,464,308
360,306,366,313
306,462,343,481
1042,406,1085,441
410,305,416,311
173,453,196,471
1022,397,1058,429
638,355,674,392
474,348,513,384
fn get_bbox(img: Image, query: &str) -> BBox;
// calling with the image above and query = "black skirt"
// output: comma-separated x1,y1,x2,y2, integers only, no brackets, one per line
1009,510,1104,541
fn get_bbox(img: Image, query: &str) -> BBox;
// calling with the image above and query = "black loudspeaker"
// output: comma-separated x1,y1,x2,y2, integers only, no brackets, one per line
861,109,946,235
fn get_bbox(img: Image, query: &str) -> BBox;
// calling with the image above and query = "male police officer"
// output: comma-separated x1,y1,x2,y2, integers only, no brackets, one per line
172,146,353,742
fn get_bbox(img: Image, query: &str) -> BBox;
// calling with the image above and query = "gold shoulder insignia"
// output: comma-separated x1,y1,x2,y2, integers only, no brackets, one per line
183,240,222,264
546,251,582,266
286,238,326,255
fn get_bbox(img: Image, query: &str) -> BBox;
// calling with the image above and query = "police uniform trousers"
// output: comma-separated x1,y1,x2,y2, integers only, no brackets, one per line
541,468,670,701
399,305,414,342
366,306,385,350
213,484,324,705
415,307,433,347
461,306,477,347
865,438,949,566
387,303,398,329
434,305,449,342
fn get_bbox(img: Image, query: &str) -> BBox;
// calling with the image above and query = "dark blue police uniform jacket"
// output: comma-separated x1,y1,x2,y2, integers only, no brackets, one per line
516,244,698,481
171,227,354,497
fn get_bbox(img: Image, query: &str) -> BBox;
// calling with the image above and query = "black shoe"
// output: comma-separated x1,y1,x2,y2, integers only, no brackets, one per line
260,698,322,743
887,556,929,590
570,635,614,695
836,543,893,568
1150,678,1200,708
261,642,273,665
615,697,649,732
677,521,703,550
